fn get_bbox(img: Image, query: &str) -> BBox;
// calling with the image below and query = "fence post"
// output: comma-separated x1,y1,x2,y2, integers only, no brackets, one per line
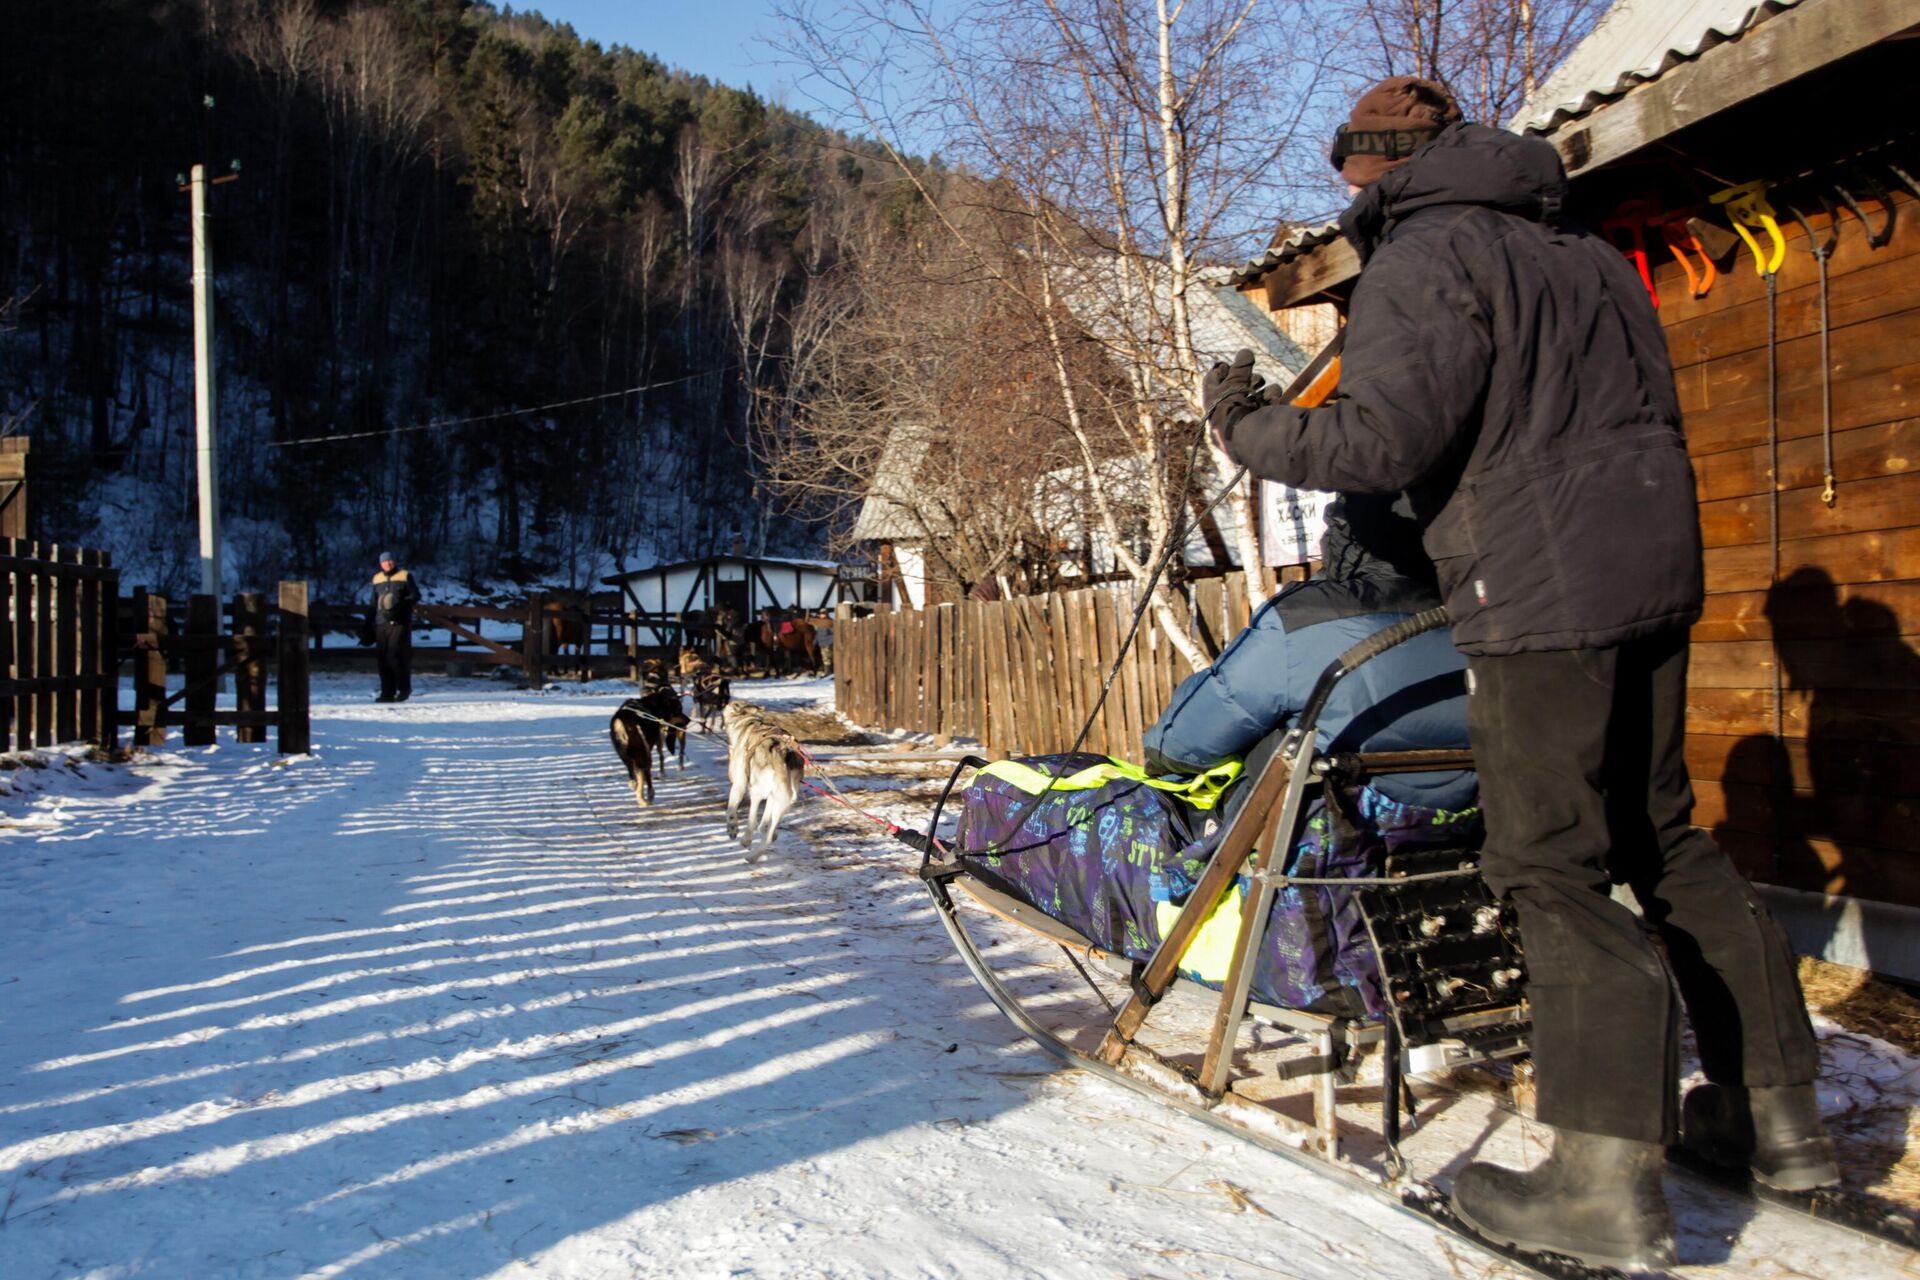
0,538,17,751
184,594,217,746
3,537,23,756
277,581,310,755
78,551,100,748
233,592,265,743
577,602,590,685
95,558,119,751
523,593,547,690
52,547,79,743
625,610,640,686
33,546,53,747
136,589,167,747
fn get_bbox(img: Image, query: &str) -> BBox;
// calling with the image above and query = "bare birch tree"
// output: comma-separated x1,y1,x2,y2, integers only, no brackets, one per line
776,0,1331,669
1338,0,1606,125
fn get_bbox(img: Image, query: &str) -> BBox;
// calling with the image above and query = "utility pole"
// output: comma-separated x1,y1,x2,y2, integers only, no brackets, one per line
183,158,237,596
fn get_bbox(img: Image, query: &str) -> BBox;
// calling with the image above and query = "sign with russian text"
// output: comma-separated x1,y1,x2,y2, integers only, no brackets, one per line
1259,481,1333,566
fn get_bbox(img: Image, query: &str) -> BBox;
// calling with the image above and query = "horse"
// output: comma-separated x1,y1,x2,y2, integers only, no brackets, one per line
751,611,819,675
544,597,591,676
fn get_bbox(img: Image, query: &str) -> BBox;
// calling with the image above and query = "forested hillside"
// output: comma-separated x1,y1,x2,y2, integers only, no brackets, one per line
0,0,919,596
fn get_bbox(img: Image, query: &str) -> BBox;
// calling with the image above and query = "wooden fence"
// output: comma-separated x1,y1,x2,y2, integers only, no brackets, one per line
0,540,119,751
124,583,310,753
834,574,1261,760
306,597,792,686
306,598,649,685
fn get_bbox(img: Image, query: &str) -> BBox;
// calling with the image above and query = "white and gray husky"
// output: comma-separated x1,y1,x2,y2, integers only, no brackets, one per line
722,701,804,863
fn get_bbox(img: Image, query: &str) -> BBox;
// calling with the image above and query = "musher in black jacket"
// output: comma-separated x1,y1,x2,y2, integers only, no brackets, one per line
1207,78,1832,1268
371,551,420,703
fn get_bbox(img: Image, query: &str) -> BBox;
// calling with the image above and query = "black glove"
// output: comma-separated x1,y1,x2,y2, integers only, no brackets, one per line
1201,348,1264,451
357,618,376,647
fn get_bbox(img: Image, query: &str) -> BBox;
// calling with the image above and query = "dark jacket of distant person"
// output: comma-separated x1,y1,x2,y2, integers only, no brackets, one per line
371,566,420,627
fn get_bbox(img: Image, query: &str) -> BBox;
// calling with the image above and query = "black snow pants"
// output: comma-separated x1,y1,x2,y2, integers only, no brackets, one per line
1467,627,1820,1144
376,622,413,701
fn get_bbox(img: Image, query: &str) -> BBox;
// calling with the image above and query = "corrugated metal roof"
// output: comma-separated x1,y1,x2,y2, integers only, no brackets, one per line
1513,0,1807,135
1056,257,1306,382
1228,221,1342,287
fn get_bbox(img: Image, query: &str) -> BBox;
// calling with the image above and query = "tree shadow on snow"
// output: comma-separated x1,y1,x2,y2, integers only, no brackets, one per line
0,696,1038,1277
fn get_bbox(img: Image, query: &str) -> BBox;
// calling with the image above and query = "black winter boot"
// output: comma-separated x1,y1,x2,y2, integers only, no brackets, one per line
1683,1082,1839,1192
1453,1128,1676,1269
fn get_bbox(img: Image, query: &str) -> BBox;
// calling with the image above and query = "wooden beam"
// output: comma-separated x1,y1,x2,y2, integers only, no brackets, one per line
1253,236,1362,311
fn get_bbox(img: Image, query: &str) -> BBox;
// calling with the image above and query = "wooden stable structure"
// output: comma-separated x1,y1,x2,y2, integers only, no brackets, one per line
0,440,28,540
603,555,849,646
1232,0,1920,975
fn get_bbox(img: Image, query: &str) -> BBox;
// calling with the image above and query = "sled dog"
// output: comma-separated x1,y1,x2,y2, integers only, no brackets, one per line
723,701,803,863
692,667,731,731
610,688,688,808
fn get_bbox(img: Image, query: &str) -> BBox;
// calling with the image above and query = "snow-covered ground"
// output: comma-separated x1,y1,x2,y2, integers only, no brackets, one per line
1,675,1913,1278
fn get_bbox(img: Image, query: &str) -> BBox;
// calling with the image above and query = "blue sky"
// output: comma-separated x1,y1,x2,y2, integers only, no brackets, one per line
507,1,802,99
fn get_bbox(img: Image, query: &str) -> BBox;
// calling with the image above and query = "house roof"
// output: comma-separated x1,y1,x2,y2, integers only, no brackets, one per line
1229,221,1343,288
847,422,952,543
1058,257,1308,398
601,554,845,585
1512,0,1807,136
1188,271,1308,370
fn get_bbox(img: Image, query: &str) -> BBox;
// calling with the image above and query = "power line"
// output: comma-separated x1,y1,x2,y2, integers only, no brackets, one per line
268,367,739,449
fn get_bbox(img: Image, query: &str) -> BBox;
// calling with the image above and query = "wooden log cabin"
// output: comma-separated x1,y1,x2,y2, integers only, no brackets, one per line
1233,0,1920,978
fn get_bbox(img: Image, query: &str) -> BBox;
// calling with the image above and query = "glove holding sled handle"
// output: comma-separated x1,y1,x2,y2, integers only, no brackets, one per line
1202,348,1265,454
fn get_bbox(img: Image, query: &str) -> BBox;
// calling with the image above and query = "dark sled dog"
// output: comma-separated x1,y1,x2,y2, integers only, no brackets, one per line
691,666,731,732
609,686,689,809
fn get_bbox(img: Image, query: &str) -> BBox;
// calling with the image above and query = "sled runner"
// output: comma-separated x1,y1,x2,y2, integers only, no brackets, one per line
903,610,1920,1277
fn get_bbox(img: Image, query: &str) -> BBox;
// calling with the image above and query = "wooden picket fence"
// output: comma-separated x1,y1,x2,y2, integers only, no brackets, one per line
0,540,119,751
834,574,1262,760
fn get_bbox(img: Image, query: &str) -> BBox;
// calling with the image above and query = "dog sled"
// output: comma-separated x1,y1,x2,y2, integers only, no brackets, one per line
899,610,1920,1278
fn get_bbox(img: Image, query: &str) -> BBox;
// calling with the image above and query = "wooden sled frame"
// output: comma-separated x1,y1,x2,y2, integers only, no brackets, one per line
916,608,1531,1173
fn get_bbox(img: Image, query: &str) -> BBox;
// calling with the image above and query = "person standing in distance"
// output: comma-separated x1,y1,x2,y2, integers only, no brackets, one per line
371,551,420,704
1205,76,1833,1269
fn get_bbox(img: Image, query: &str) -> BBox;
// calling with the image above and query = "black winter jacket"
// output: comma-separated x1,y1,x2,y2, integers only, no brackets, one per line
371,569,420,626
1225,123,1704,655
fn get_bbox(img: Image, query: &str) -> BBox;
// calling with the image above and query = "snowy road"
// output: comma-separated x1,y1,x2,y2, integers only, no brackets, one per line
5,676,1916,1279
1,675,1520,1279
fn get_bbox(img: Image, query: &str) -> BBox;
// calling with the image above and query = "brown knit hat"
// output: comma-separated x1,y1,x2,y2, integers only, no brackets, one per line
1331,76,1463,186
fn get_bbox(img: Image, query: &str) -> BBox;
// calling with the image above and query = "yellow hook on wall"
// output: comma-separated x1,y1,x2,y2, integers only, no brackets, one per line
1710,179,1788,275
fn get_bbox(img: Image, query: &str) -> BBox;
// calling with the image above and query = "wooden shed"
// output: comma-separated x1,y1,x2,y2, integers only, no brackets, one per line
602,555,851,646
1233,0,1920,977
